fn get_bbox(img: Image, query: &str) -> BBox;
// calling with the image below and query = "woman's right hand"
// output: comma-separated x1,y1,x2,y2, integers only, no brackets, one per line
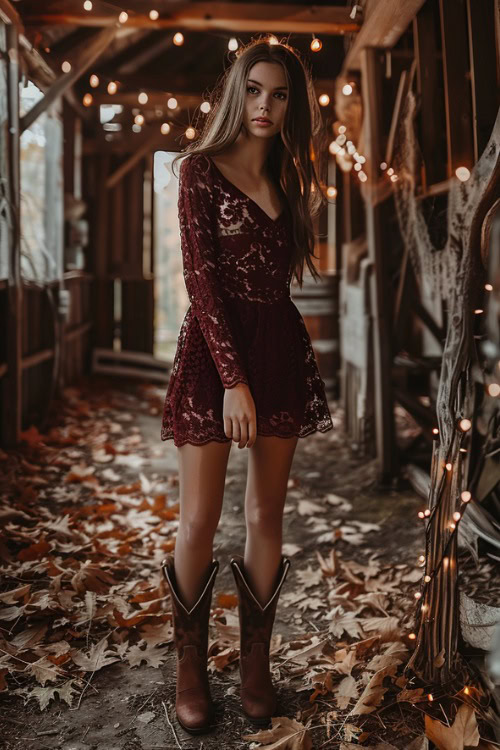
223,383,257,449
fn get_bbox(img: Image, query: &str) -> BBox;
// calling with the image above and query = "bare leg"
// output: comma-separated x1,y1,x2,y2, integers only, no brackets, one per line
175,440,232,609
243,435,299,606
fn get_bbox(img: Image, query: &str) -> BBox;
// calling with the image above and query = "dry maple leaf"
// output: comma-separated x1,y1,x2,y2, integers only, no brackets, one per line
16,678,79,710
126,641,170,668
243,716,312,750
425,702,480,750
28,657,63,686
71,562,117,594
296,566,323,589
71,638,119,672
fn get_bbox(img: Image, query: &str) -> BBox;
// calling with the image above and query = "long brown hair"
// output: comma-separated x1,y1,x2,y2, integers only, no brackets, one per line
172,36,328,287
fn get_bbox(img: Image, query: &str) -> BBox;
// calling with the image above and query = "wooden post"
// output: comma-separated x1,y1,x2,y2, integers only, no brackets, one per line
360,47,397,481
2,22,22,445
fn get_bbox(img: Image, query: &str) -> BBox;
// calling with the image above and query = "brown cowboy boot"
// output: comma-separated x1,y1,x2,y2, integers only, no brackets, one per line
161,554,219,734
230,554,291,724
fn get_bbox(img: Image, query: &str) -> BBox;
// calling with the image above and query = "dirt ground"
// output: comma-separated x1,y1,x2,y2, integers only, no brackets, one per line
0,376,496,750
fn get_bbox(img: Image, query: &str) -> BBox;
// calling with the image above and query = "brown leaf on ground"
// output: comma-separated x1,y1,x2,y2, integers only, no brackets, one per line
243,716,313,749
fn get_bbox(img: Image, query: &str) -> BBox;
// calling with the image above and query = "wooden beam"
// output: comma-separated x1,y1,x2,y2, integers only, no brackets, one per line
20,25,118,133
22,3,360,34
342,0,426,72
3,24,22,447
439,0,474,176
466,0,499,162
360,46,397,481
0,0,23,31
106,131,166,189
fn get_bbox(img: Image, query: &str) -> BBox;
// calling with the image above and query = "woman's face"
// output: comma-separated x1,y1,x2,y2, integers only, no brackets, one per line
242,61,288,139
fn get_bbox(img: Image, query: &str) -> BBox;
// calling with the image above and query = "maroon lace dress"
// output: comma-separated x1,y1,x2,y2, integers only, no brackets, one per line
161,152,334,446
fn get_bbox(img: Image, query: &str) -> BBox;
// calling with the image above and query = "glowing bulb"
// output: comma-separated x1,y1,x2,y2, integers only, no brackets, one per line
485,283,493,291
418,511,425,519
138,92,148,104
459,418,472,431
414,592,422,599
83,93,93,106
474,308,483,314
62,61,71,73
342,83,353,95
149,9,159,20
347,144,356,154
329,142,341,155
390,174,399,182
424,509,430,517
432,428,439,435
107,81,117,95
167,97,177,109
89,74,99,88
327,186,337,199
228,38,238,51
200,101,211,113
450,522,456,530
134,114,144,126
185,126,196,139
338,125,346,134
428,694,433,701
464,687,470,695
387,167,394,176
310,38,322,52
446,462,452,471
336,134,346,146
380,162,387,170
424,575,431,582
455,166,470,182
268,36,279,45
119,11,128,23
461,491,471,502
453,512,461,521
319,94,330,106
83,0,92,9
354,163,362,171
173,32,184,45
357,155,366,164
358,171,367,182
160,122,170,135
408,633,416,639
487,383,500,397
418,555,425,562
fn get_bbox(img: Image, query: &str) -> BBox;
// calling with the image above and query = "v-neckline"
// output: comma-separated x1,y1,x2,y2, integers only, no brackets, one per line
207,156,284,225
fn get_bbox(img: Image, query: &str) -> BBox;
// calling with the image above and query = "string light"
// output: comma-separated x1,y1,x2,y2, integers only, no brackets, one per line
83,0,92,10
387,167,394,176
319,94,330,106
149,9,159,20
89,74,99,88
134,114,144,126
390,174,399,182
83,93,93,106
326,186,337,199
445,462,452,471
432,427,439,436
418,555,425,562
338,125,346,134
138,92,148,104
354,163,362,171
160,122,170,135
453,512,461,521
380,162,387,170
474,308,483,314
487,383,500,397
424,509,430,517
228,38,239,51
485,283,493,291
118,11,128,23
418,511,425,519
455,166,471,182
200,101,211,113
107,81,118,95
459,418,472,431
62,61,71,73
185,126,196,139
358,171,367,182
424,575,431,582
461,491,471,502
310,36,322,52
342,83,353,95
415,592,422,599
167,97,178,109
173,32,184,45
408,633,416,639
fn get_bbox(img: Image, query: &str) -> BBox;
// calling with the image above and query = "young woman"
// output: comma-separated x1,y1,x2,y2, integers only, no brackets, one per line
160,37,334,734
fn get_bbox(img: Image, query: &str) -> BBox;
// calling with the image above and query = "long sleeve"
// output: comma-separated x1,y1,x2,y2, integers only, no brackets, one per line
177,154,249,389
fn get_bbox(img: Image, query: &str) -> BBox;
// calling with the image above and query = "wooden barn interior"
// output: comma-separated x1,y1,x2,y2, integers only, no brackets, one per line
1,0,499,499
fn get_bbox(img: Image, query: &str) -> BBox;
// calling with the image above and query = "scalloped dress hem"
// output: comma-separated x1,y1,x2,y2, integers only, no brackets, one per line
160,421,334,447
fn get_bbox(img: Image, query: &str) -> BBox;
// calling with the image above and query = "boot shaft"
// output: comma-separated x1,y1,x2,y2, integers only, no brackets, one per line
162,554,219,659
229,555,290,655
